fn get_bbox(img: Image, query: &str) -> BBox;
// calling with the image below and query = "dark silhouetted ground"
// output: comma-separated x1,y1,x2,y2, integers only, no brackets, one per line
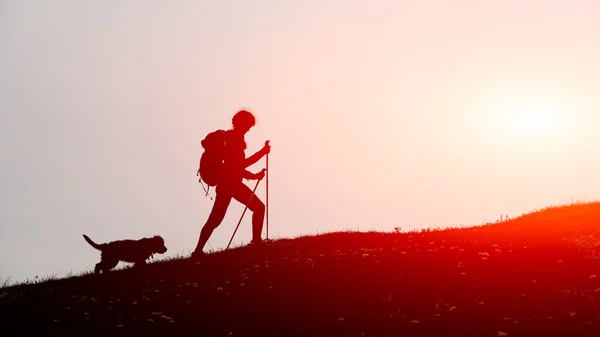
2,202,600,337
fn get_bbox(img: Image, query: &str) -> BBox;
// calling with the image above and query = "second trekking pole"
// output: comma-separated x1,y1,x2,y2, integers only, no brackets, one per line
226,174,263,250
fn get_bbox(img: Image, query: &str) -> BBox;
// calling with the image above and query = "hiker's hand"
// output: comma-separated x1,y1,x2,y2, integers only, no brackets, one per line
261,142,271,155
254,169,267,180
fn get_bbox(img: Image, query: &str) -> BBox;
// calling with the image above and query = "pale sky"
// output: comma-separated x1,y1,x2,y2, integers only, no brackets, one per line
2,0,600,283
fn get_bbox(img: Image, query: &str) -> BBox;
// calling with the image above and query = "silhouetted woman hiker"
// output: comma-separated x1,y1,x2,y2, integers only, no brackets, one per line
191,110,270,259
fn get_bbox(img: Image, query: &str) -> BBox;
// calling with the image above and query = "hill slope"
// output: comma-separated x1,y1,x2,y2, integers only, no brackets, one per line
2,202,600,337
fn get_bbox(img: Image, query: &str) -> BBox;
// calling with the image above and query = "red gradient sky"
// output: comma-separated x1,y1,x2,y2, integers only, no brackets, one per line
1,1,600,282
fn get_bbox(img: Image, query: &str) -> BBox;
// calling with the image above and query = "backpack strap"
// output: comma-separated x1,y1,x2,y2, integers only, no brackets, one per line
200,179,214,200
196,170,214,200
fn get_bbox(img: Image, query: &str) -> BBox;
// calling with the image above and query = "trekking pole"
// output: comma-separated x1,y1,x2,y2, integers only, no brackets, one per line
226,169,265,250
265,140,269,241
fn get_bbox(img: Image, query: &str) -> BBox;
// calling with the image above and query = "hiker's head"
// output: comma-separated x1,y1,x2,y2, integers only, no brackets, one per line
232,109,256,133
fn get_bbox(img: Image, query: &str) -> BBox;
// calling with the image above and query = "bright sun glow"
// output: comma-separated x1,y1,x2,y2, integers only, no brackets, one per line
467,86,583,153
494,95,572,153
504,99,562,134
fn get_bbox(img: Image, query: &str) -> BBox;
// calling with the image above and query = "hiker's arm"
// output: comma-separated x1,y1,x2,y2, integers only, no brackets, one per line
243,151,264,168
243,144,270,168
243,170,257,180
243,168,266,180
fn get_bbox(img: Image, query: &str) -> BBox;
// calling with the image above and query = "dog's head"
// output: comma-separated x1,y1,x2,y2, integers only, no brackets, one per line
149,235,168,255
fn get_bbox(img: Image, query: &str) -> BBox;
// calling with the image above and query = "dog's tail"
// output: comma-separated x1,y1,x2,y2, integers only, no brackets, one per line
83,234,102,250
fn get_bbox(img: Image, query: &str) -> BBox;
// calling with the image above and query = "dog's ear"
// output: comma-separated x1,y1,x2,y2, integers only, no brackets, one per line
150,235,164,246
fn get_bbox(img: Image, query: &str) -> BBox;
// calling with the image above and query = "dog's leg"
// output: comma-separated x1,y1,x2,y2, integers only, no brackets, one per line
94,262,102,274
99,258,119,273
132,260,147,269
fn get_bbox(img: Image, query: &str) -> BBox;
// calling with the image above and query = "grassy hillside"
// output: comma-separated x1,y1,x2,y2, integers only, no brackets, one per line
2,202,600,337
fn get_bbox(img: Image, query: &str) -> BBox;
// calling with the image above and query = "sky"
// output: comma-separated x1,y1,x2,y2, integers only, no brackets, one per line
2,0,600,283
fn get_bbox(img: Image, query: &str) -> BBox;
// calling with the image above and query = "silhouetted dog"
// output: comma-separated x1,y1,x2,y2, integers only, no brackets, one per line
83,234,167,274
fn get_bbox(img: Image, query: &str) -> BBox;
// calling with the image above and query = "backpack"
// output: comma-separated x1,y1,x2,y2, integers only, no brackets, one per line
196,129,226,196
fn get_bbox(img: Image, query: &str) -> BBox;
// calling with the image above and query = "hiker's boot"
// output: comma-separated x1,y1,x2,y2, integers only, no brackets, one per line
250,238,263,245
190,250,206,261
249,238,275,247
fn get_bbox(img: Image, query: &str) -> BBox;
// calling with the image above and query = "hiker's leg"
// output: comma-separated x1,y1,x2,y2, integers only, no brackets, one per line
231,182,265,242
194,189,232,253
